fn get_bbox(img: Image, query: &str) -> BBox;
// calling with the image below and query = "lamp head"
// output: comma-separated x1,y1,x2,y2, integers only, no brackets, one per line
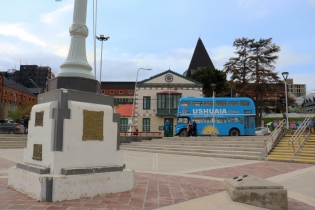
211,83,216,90
281,72,289,81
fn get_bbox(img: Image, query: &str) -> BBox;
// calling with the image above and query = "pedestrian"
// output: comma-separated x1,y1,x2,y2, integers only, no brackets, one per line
23,114,29,134
165,120,171,137
192,120,197,137
187,121,192,137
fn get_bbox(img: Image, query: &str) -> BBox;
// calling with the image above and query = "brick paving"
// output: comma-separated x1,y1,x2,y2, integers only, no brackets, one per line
0,157,314,209
0,166,224,209
191,161,314,179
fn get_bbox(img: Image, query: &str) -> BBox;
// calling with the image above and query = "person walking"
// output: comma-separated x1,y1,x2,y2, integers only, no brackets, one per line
192,120,197,137
23,114,29,134
165,120,171,137
187,121,192,137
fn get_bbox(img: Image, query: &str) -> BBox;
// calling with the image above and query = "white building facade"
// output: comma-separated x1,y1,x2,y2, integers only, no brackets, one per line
134,70,203,136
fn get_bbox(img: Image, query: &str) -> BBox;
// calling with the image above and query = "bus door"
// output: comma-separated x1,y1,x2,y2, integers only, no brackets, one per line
244,116,255,135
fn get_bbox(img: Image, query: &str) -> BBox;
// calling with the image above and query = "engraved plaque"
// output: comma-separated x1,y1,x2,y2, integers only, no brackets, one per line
82,110,104,141
32,144,42,161
35,111,44,127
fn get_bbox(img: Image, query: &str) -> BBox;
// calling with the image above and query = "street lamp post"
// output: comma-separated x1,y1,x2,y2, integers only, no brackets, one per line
29,79,41,95
96,35,110,83
131,68,152,128
281,72,289,129
303,96,307,114
211,83,216,133
230,82,235,97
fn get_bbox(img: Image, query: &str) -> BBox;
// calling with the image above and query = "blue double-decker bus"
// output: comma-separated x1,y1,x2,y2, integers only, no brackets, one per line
175,97,256,136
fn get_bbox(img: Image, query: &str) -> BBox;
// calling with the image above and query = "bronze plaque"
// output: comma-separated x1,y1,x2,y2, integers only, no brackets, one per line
35,111,44,127
32,144,42,161
82,110,104,141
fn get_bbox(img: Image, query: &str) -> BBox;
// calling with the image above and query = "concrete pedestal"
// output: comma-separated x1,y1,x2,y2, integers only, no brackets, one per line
223,175,288,210
8,167,134,202
8,89,134,201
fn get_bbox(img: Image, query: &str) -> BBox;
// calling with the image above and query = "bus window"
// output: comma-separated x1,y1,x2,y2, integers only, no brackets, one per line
192,118,203,123
216,100,227,106
180,101,190,106
177,117,189,124
204,118,212,123
192,101,202,106
240,100,250,106
229,117,240,123
228,101,239,106
204,102,213,106
216,118,227,123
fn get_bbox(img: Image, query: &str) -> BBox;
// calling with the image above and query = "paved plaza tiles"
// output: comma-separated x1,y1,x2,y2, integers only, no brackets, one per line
0,149,315,210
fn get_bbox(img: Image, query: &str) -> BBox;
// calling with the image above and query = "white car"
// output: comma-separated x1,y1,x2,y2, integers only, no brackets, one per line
255,127,268,136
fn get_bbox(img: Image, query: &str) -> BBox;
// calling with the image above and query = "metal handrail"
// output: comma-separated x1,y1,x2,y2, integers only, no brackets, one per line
264,119,286,155
287,118,311,155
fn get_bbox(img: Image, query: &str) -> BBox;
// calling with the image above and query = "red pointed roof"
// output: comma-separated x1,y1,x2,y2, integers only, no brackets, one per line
114,104,135,117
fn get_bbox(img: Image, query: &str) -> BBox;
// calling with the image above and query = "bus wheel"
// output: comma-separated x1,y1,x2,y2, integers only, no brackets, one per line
229,129,239,136
179,129,187,137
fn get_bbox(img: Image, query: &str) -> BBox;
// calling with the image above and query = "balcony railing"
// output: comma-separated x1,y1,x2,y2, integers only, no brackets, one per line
157,108,177,116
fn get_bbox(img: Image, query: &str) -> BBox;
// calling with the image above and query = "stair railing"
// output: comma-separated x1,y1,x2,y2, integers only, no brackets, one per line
287,118,311,155
264,119,286,155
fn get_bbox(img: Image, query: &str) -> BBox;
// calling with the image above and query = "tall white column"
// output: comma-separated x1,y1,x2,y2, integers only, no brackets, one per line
56,0,95,79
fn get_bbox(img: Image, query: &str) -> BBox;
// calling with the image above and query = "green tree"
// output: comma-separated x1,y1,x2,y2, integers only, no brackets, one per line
8,104,32,123
191,66,228,97
249,38,281,124
224,37,255,96
223,37,282,125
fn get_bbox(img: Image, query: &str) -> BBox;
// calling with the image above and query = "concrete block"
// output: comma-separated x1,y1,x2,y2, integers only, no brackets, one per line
8,166,135,202
223,174,288,210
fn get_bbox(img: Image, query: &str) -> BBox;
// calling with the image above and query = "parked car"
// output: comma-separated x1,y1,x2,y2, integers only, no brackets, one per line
255,127,268,136
0,123,24,134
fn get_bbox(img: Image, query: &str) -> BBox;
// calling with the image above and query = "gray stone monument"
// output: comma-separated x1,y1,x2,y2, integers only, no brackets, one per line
8,0,134,202
223,174,288,210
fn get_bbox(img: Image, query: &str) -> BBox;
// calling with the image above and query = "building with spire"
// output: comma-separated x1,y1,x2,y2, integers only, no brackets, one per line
183,38,215,78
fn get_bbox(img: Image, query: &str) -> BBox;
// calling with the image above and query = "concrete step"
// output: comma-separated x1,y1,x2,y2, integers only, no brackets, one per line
121,136,266,160
266,157,293,161
120,147,263,160
127,141,264,148
297,153,315,157
270,148,293,154
0,145,27,148
158,136,266,141
0,138,27,142
300,148,315,151
120,145,261,156
268,154,294,158
0,141,27,144
294,158,315,164
123,144,264,151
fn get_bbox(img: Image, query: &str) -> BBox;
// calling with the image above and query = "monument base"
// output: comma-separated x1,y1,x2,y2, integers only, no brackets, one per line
223,175,288,210
48,77,101,93
8,166,134,202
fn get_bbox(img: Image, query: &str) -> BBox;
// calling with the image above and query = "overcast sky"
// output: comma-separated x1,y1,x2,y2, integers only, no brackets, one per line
0,0,314,91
